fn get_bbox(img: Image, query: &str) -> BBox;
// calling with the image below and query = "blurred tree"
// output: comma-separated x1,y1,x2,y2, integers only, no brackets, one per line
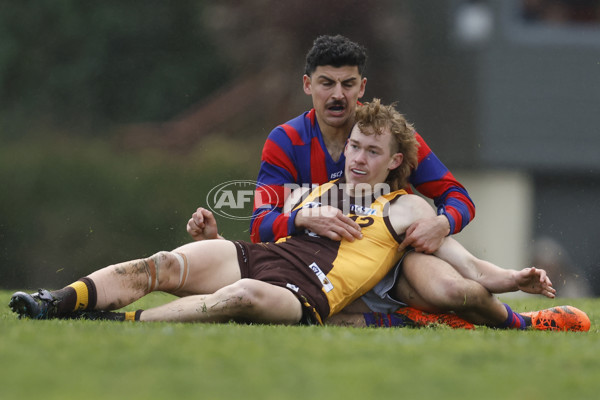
0,1,412,289
0,0,230,134
0,0,409,143
114,0,411,150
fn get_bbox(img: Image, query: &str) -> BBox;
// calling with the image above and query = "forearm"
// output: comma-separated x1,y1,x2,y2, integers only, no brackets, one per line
435,190,476,235
465,259,519,294
251,160,298,242
250,208,299,243
435,237,518,293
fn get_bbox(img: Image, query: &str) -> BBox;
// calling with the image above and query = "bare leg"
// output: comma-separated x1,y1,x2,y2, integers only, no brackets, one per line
11,241,302,324
395,252,508,326
326,299,370,327
140,279,303,324
87,240,241,310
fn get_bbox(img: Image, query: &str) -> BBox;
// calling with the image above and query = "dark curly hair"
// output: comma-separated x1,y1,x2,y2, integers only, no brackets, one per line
304,35,367,77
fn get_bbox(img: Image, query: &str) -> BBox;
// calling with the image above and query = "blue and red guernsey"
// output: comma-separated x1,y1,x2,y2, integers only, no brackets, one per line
250,108,475,243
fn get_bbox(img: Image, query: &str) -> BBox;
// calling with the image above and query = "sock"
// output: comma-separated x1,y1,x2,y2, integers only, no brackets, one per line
499,303,527,330
125,310,144,321
76,309,144,321
52,277,97,314
363,312,408,327
110,310,143,321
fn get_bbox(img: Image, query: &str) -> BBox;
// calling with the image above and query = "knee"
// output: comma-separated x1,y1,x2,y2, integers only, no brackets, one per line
214,279,267,318
438,277,471,305
147,251,180,290
416,275,475,311
403,253,480,309
437,277,492,310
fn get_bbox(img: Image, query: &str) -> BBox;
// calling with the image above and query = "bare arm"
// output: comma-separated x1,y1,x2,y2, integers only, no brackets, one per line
390,195,555,298
434,237,555,298
389,194,444,239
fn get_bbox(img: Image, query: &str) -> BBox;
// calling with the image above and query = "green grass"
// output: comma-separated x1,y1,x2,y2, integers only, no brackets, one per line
1,292,599,400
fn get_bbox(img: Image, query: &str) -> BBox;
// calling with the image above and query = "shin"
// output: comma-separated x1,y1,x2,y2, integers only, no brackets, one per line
87,251,185,310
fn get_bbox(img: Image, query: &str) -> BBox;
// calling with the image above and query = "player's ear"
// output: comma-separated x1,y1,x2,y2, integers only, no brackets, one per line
389,153,403,170
358,77,367,98
303,75,312,95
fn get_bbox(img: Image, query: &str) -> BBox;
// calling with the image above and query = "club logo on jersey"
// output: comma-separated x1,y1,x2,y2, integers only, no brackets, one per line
286,283,300,292
308,262,334,293
330,170,343,179
349,204,377,216
206,180,280,220
302,201,322,209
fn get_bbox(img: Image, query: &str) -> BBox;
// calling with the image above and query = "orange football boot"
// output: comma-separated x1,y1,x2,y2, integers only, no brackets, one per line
394,307,475,330
521,305,591,332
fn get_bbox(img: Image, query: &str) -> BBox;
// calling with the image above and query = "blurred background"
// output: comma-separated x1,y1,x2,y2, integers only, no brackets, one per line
1,0,599,297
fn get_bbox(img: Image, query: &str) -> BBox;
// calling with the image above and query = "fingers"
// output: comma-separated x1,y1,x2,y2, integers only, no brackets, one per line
198,208,216,226
397,222,443,254
527,266,555,291
321,218,361,242
519,266,556,298
397,225,414,251
543,286,556,298
192,208,206,228
186,217,202,238
533,267,553,287
297,206,362,242
192,207,215,227
187,207,216,240
335,213,362,241
325,224,361,242
399,233,435,254
186,218,197,234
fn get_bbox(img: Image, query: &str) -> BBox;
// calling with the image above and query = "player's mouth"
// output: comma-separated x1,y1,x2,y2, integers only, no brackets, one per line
326,101,346,114
350,168,367,176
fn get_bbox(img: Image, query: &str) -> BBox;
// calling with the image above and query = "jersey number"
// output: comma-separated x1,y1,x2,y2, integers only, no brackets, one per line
350,215,374,228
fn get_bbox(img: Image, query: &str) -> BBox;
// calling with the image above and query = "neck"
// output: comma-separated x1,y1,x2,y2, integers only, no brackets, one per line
319,119,354,163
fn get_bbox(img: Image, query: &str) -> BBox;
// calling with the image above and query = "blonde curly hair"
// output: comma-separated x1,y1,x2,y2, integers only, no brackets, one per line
354,98,419,191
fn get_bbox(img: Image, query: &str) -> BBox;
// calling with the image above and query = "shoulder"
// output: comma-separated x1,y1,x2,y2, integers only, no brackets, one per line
388,194,436,234
268,110,316,141
391,193,432,212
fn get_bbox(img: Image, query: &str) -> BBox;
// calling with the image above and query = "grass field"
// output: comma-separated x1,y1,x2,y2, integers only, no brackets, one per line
1,291,599,400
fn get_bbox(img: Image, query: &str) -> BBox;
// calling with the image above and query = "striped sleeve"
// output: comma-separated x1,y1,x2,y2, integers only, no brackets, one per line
250,127,303,243
408,133,476,234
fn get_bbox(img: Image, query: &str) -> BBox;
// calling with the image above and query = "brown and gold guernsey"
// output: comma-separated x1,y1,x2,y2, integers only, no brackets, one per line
268,180,407,321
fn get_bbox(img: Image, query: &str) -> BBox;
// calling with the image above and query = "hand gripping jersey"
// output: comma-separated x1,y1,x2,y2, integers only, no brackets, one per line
250,108,475,243
266,181,407,322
